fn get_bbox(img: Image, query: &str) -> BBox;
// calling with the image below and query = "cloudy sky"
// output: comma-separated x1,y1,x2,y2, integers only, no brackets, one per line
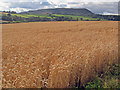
0,0,119,15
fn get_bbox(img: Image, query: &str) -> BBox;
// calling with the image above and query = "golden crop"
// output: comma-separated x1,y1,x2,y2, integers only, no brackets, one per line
2,21,118,88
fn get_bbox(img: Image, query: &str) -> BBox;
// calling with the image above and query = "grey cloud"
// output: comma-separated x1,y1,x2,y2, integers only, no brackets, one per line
68,2,79,4
118,1,120,14
83,2,118,14
59,4,67,8
9,2,52,9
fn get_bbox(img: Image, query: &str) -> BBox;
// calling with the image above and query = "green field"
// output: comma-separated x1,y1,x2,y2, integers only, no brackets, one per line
11,13,102,21
11,14,52,18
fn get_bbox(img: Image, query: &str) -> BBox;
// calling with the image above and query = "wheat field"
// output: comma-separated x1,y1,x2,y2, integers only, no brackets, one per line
2,21,118,88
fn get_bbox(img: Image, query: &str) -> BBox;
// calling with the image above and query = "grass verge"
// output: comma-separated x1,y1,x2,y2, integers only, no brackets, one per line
85,63,120,88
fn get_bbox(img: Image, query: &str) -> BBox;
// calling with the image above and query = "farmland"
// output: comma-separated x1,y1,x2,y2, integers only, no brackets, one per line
11,13,101,20
2,13,103,24
2,21,118,88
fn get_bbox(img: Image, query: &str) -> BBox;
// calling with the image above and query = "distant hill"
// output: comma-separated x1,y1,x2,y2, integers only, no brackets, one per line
19,8,119,21
20,8,95,16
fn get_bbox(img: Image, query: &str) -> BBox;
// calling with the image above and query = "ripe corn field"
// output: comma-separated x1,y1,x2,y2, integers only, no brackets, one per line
2,21,118,88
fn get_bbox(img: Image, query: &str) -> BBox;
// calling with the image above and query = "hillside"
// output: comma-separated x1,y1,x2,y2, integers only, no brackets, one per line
20,8,95,16
1,8,119,24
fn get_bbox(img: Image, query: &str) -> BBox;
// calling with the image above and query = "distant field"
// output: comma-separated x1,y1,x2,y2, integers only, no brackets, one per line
8,13,103,20
2,21,118,88
11,14,52,18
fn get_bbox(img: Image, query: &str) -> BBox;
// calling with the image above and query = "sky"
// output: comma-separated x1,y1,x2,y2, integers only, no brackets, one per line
0,0,119,15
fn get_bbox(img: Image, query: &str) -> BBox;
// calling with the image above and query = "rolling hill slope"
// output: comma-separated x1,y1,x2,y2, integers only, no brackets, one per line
20,8,95,16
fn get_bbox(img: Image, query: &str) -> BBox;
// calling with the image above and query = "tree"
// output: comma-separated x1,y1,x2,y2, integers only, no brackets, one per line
86,19,89,21
80,18,83,21
7,13,11,17
11,11,16,14
76,18,79,21
70,17,73,21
